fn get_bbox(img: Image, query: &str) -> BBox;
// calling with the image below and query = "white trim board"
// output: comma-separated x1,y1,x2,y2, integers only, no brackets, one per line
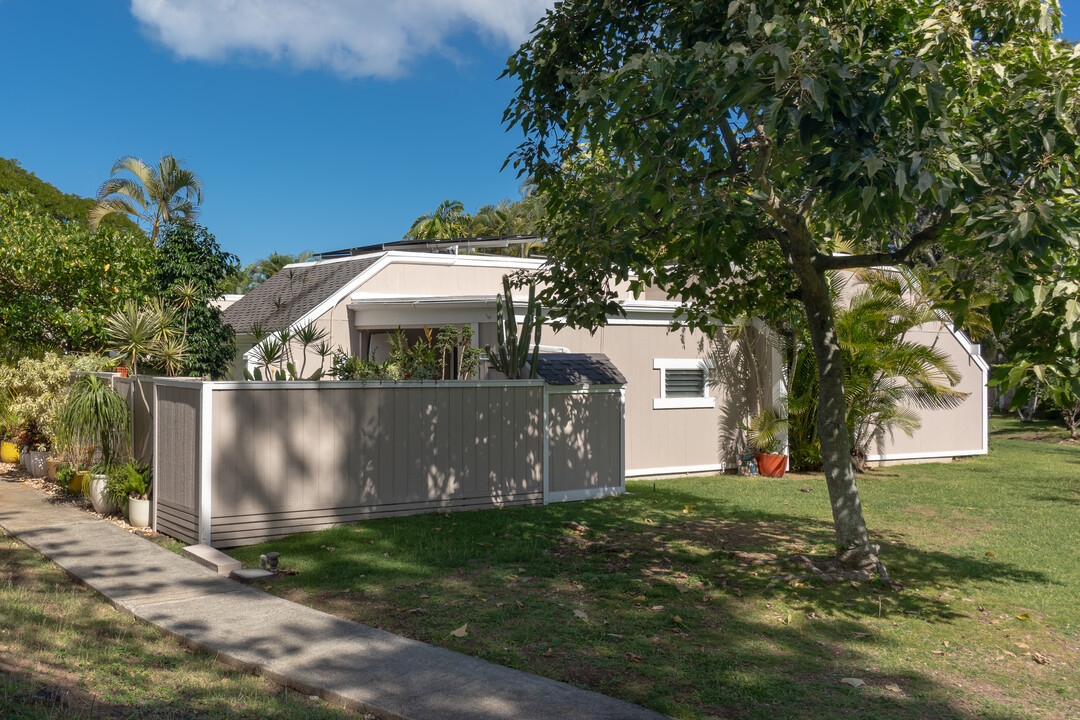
626,463,725,478
547,487,624,503
865,449,987,462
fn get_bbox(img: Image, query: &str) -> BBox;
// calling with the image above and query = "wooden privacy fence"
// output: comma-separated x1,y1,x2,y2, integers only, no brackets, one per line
150,379,625,547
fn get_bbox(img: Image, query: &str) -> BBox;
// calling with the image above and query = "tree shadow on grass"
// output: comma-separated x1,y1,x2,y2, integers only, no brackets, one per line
225,484,1073,720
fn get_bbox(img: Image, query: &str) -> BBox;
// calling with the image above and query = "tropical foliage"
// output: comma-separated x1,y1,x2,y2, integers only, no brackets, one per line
58,374,129,468
220,250,314,295
0,192,154,359
328,326,482,382
486,276,543,380
0,157,140,233
784,274,968,470
154,222,238,378
0,354,94,447
403,193,546,256
503,0,1080,563
88,154,203,246
993,250,1080,437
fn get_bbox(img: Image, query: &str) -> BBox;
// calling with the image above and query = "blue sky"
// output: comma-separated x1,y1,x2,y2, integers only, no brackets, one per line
0,0,552,264
2,1,1078,266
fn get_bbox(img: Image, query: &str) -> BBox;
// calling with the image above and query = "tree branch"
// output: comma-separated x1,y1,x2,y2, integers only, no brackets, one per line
813,211,952,271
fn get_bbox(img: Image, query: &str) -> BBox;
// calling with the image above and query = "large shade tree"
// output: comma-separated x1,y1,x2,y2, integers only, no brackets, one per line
88,154,204,246
0,192,154,359
504,0,1080,568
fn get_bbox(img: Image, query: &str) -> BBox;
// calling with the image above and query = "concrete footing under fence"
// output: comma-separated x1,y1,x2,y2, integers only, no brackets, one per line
0,479,666,720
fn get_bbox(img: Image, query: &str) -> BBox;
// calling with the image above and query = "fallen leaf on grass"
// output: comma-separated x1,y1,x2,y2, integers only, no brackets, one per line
516,601,525,609
633,595,647,602
625,652,643,663
932,650,945,655
383,553,390,559
672,615,682,624
419,594,430,599
1015,642,1029,649
840,678,865,688
885,683,902,693
478,542,492,548
942,641,950,647
1033,653,1050,664
450,624,468,638
321,545,336,551
986,551,996,557
1016,614,1031,620
573,609,589,620
1002,650,1017,658
650,605,665,611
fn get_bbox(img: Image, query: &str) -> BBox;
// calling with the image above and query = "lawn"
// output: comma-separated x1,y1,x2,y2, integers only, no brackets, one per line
0,526,365,719
228,416,1080,720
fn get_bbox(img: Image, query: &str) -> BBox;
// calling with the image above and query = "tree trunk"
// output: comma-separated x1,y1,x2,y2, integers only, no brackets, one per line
793,262,879,568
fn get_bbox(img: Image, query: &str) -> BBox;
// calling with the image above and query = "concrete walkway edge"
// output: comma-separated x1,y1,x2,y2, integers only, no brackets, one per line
0,479,668,720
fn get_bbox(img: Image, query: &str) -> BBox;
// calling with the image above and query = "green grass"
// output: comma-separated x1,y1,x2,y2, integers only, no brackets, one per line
0,530,365,719
228,416,1080,719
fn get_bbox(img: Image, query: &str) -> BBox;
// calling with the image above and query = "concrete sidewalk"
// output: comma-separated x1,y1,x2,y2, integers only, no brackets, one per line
0,478,667,720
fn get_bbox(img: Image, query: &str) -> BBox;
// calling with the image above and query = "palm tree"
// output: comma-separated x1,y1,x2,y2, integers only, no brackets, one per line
405,200,469,240
88,154,204,245
779,273,968,470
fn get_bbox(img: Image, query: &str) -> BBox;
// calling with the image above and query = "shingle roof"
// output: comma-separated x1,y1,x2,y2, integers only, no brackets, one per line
224,256,380,333
535,353,626,386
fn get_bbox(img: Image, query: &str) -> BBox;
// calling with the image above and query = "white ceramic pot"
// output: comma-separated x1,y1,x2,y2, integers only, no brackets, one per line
87,474,117,515
28,451,48,478
127,497,150,528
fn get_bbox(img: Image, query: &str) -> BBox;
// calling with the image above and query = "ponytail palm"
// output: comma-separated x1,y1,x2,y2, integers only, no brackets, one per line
88,154,203,245
60,374,129,468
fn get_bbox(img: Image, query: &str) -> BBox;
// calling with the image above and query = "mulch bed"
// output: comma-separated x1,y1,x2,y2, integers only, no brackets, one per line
0,461,168,542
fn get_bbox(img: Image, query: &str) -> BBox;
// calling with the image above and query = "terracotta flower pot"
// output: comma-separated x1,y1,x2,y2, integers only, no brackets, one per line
46,458,62,481
756,452,787,478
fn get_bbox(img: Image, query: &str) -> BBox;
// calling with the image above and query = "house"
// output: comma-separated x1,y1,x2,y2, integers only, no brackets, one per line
223,238,988,476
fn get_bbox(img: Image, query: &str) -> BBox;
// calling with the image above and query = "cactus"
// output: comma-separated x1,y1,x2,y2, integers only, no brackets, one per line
486,275,543,380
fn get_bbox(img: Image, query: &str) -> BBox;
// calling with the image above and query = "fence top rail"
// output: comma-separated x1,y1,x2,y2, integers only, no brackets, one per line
145,378,550,391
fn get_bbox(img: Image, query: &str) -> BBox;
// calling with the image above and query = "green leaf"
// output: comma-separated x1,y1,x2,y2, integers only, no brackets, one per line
1018,211,1034,236
1066,298,1080,326
894,167,907,195
917,171,933,194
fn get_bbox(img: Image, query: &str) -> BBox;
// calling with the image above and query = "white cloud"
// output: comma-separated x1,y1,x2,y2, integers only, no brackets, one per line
130,0,554,79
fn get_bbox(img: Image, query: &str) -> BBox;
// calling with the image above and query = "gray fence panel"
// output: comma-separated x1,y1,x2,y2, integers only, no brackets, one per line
155,384,201,544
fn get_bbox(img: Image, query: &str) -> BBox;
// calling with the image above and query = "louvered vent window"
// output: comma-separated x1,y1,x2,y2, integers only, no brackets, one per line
653,359,715,409
664,368,706,398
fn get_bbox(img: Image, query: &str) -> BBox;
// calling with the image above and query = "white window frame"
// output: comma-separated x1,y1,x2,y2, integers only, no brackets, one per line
653,358,715,409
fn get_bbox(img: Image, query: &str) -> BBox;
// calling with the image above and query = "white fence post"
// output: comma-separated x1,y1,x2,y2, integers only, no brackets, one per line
198,383,214,545
542,384,550,505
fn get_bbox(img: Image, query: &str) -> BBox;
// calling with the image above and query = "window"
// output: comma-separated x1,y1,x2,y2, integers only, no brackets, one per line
653,359,715,409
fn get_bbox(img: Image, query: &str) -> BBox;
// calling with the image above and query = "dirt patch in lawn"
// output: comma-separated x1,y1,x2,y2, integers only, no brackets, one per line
993,431,1077,445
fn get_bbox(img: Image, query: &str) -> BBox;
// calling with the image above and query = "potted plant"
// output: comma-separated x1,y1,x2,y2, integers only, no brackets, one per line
105,461,151,527
747,406,789,478
58,375,129,514
46,420,74,481
15,423,50,477
0,403,20,464
56,464,79,493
